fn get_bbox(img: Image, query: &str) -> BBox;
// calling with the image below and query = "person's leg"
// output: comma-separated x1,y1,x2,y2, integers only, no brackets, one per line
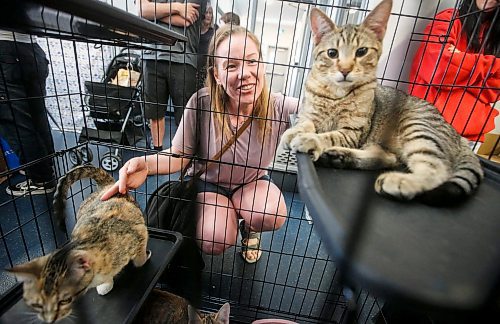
0,41,54,195
150,118,165,149
231,178,288,262
21,43,55,184
196,191,239,255
169,63,197,126
143,60,169,149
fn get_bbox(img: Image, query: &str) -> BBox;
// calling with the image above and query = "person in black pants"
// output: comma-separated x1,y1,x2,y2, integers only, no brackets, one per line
0,32,56,196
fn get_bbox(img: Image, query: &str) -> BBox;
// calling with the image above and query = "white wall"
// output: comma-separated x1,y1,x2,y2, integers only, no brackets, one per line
371,0,457,89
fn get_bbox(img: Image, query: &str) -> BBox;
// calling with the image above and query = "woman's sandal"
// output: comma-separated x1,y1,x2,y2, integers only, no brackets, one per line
239,221,262,264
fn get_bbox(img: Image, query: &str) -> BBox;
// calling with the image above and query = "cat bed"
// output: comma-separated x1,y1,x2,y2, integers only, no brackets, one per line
0,229,182,324
296,153,500,315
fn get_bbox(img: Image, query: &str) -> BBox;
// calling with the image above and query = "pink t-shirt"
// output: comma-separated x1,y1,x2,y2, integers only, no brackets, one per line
171,88,299,189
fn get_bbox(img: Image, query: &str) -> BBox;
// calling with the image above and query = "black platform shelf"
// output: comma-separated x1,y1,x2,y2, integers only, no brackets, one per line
0,228,182,324
296,153,500,315
2,0,187,47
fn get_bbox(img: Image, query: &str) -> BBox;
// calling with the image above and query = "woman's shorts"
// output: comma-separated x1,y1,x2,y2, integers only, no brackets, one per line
184,174,272,198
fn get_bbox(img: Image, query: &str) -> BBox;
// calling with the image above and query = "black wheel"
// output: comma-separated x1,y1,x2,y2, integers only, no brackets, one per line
68,149,83,166
100,152,122,172
132,115,144,127
79,147,94,163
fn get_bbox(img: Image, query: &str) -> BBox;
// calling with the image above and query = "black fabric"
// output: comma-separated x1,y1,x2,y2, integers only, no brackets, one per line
145,179,204,306
0,41,55,184
146,179,198,237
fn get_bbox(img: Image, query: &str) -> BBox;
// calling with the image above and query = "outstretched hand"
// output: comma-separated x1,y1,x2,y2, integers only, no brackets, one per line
101,157,149,201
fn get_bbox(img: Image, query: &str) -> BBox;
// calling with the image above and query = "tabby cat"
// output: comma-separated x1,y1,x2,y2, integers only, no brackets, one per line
7,165,150,323
135,289,230,324
281,0,483,204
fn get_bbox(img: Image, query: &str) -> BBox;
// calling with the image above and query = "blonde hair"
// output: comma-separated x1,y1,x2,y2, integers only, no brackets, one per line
206,25,272,142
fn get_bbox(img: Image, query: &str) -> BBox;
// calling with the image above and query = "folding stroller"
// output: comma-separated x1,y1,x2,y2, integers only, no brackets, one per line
71,49,144,171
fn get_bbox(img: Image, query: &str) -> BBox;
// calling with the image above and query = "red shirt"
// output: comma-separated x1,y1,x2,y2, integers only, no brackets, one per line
409,9,499,141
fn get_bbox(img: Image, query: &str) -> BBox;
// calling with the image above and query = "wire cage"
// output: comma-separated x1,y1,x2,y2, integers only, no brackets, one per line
0,0,499,323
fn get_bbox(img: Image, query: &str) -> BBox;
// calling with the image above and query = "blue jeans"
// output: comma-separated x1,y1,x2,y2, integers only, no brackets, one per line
0,41,55,184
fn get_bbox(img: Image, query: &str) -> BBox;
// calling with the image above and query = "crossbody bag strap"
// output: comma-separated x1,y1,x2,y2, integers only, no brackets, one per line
187,115,252,180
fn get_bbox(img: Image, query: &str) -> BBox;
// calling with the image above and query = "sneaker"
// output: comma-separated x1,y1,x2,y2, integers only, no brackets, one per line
6,179,55,196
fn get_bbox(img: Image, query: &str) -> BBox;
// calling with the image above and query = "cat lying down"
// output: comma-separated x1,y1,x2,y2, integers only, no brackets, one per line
281,0,483,205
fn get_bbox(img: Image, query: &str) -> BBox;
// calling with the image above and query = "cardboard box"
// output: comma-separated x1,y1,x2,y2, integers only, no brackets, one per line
478,133,500,163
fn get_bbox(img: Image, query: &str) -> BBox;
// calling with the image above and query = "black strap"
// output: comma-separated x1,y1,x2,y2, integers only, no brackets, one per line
179,112,252,180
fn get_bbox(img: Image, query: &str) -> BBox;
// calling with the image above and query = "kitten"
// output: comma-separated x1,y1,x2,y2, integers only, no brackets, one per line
281,0,483,204
135,289,230,324
7,165,150,323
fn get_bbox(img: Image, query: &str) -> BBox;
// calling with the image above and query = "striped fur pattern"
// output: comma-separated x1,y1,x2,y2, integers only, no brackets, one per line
281,0,483,204
7,165,149,323
135,289,230,324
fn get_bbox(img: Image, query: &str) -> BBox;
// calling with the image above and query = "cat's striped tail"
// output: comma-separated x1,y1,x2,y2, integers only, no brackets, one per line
53,165,115,230
418,144,484,205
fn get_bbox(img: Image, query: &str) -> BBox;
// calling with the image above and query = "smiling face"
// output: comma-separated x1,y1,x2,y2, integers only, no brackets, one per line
213,33,265,113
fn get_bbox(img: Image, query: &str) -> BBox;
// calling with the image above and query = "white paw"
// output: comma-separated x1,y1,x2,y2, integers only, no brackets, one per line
290,133,324,161
375,172,419,200
96,281,114,295
322,147,352,167
280,128,302,150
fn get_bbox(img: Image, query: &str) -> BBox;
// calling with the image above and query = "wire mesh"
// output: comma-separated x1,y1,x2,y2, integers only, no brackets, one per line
0,0,499,323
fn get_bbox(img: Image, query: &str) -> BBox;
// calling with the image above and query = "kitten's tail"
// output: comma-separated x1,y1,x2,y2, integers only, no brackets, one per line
418,142,484,206
53,165,115,230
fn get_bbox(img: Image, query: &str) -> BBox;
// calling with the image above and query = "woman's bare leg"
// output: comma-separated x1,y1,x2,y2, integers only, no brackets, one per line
231,179,288,261
196,192,239,255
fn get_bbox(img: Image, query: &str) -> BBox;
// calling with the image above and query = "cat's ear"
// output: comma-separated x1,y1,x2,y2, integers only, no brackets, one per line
310,8,336,46
67,250,92,280
6,256,47,282
361,0,392,41
216,303,231,324
187,305,203,324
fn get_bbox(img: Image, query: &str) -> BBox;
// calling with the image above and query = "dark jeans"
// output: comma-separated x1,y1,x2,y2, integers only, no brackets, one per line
0,41,55,184
143,60,197,126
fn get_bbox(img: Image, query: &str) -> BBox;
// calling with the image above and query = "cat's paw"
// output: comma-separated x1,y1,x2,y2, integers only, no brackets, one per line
96,281,114,295
375,172,419,200
319,147,353,168
290,133,324,161
280,127,302,150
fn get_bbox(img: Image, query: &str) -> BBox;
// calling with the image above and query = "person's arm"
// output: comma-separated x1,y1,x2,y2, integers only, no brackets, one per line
282,95,300,117
145,147,190,175
160,15,193,27
138,0,199,23
415,10,499,97
100,147,191,201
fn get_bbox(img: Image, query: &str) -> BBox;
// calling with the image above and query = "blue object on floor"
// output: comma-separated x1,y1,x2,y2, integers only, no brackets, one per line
0,137,20,169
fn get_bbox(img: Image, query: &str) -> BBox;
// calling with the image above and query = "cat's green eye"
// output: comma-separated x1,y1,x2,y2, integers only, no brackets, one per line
59,297,73,305
327,49,338,58
355,47,368,57
31,303,43,309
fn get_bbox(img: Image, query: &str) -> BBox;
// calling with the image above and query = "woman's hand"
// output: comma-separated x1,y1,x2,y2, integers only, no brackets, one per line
101,157,149,200
448,45,460,53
